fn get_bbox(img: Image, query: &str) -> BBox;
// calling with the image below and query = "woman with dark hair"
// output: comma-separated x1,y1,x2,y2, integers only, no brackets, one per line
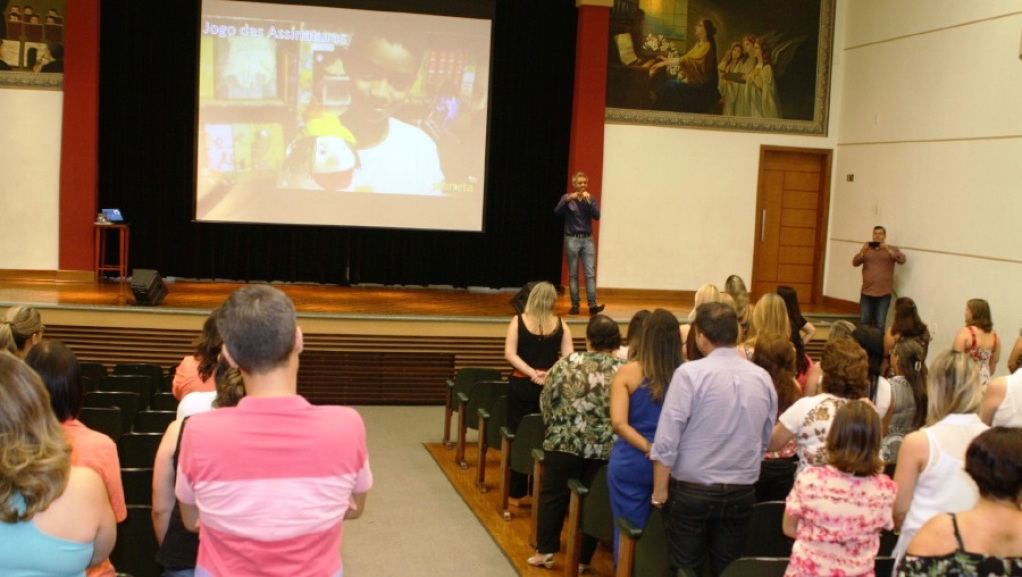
852,325,893,424
25,341,127,577
752,334,802,501
884,297,931,368
0,352,116,575
172,309,223,402
892,350,988,564
952,298,1000,386
883,339,929,463
783,401,897,576
0,305,43,358
651,19,721,113
152,357,246,577
898,427,1022,575
608,309,682,561
527,315,622,571
768,336,870,474
617,309,650,361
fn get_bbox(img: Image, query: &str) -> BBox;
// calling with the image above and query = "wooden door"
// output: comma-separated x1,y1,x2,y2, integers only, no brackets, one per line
751,147,832,304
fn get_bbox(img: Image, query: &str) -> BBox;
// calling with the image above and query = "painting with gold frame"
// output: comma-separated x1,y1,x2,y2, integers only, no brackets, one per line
0,0,66,89
605,0,835,135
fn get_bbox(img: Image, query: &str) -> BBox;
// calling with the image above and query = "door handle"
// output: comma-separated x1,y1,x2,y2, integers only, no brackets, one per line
761,210,766,243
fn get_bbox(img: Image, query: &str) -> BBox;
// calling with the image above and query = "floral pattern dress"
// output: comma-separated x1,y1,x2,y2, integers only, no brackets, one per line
779,394,848,475
785,465,897,576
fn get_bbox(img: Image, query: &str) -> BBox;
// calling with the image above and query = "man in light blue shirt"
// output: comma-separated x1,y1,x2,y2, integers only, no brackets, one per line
650,302,777,577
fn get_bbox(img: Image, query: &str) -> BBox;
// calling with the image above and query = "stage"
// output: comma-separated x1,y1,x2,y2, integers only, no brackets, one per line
0,275,856,405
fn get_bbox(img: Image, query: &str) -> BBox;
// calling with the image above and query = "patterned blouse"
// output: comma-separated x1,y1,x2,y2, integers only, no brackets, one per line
785,465,897,577
539,351,624,459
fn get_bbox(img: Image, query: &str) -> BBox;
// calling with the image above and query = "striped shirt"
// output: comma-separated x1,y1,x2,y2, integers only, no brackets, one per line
176,395,372,577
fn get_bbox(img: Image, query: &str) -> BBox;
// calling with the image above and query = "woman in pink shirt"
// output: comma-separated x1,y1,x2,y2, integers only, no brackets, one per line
172,309,222,400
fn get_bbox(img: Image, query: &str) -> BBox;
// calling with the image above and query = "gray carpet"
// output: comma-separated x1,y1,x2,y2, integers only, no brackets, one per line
341,405,517,577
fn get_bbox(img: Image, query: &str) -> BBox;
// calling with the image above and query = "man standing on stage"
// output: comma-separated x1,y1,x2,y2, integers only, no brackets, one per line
176,285,372,576
852,225,906,329
554,171,604,316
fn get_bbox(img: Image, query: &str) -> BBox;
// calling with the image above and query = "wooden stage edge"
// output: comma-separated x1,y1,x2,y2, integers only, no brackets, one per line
0,275,856,405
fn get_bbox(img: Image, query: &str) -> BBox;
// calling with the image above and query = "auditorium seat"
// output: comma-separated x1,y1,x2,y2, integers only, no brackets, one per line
151,392,179,412
100,375,155,409
444,367,502,448
85,391,143,435
740,501,793,558
116,432,163,469
476,394,507,492
499,413,544,521
110,505,161,577
120,468,154,506
720,557,789,577
133,410,175,433
80,361,108,383
457,379,506,469
616,509,670,577
78,406,124,442
564,466,612,577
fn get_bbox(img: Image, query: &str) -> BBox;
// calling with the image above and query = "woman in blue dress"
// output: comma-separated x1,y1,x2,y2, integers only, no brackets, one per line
607,308,683,560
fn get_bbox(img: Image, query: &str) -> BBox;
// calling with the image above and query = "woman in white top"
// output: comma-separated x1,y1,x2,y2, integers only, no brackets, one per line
768,336,870,475
980,363,1022,427
892,350,988,565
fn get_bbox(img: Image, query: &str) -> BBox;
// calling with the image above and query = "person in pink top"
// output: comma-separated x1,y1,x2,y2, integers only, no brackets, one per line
175,285,372,577
783,400,897,577
172,310,222,400
26,340,128,577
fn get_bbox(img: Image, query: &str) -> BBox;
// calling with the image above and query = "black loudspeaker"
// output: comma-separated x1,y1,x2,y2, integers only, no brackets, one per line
510,282,540,314
131,269,167,306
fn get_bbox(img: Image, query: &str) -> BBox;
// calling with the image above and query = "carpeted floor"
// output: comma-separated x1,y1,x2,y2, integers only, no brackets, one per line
424,441,616,577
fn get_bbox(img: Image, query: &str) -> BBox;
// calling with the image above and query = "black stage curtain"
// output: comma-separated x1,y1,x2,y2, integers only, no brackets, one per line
97,0,577,288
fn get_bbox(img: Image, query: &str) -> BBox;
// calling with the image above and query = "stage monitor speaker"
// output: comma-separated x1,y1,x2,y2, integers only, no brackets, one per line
510,281,540,314
131,269,167,306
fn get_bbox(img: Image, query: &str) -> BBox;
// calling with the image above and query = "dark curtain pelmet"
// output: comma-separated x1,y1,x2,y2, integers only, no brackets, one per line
97,0,577,288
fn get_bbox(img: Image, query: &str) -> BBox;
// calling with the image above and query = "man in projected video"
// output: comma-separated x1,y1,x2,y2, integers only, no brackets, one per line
340,26,444,194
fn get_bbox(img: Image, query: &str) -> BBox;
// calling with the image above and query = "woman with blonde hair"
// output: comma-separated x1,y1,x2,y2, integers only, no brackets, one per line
681,284,720,360
892,350,988,564
952,298,1000,386
0,352,116,575
0,305,44,358
740,293,790,359
724,275,754,340
504,281,573,503
608,309,682,560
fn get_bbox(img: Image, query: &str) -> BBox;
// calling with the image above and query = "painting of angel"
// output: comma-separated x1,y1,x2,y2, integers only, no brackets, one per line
606,0,835,135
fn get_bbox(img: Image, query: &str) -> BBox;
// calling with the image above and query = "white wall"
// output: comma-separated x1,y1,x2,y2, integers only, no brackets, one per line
827,2,1022,371
0,88,63,270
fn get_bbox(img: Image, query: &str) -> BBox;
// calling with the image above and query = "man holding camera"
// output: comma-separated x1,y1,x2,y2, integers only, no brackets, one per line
852,225,906,329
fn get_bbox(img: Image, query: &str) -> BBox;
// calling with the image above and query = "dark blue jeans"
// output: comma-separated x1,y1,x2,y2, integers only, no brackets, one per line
663,479,756,577
860,293,892,330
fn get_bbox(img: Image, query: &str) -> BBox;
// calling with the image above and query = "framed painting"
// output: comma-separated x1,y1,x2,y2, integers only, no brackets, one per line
605,0,835,135
0,0,66,89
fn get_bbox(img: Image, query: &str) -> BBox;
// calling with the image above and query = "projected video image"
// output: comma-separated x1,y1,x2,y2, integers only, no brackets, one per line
195,0,492,232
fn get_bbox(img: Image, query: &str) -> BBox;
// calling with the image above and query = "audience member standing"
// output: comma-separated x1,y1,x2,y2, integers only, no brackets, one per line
25,341,127,577
897,427,1022,576
681,284,721,361
608,309,682,560
952,298,1000,387
172,309,222,402
884,297,931,373
783,401,897,577
504,281,573,504
892,350,987,565
853,225,906,329
0,305,43,358
175,286,372,576
883,340,929,464
0,352,116,576
528,315,623,571
769,337,870,475
981,356,1022,427
651,302,777,577
724,275,754,340
752,334,802,502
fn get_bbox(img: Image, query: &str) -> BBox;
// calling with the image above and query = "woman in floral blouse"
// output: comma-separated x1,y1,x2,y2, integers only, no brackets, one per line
526,314,624,571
